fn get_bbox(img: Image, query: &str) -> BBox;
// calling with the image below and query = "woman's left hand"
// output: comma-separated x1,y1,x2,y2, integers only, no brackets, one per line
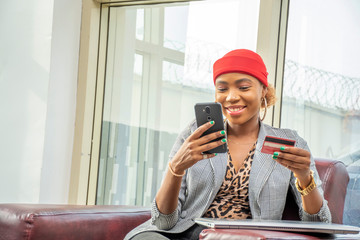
272,147,312,186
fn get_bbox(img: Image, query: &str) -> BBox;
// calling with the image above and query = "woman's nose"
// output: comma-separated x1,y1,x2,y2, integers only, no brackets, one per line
226,89,240,102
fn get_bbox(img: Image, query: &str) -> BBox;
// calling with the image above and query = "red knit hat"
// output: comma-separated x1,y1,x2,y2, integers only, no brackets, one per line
213,49,268,86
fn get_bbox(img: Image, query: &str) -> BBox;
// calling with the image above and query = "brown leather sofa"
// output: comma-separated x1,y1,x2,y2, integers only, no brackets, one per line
0,158,349,240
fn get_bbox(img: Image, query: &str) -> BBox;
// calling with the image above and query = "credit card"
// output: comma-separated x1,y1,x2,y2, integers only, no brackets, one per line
261,136,296,154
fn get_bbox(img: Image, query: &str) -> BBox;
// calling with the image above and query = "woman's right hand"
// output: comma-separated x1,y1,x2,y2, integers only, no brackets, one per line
169,121,227,175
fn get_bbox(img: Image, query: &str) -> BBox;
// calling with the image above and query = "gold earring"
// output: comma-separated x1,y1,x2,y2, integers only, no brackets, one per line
260,98,267,121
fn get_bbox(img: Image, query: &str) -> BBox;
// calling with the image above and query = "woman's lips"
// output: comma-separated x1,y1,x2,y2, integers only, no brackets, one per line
226,106,246,116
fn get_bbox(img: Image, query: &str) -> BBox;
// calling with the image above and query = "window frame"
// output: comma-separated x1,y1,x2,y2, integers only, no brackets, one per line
70,0,289,205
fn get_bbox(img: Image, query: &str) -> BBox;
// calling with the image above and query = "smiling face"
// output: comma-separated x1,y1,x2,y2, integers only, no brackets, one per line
215,72,267,126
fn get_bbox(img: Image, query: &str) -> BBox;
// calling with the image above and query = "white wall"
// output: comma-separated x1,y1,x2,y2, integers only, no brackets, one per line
39,0,82,203
0,0,81,203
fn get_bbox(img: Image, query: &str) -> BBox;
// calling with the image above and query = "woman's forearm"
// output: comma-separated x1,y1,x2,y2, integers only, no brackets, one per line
301,188,323,214
297,175,323,214
155,170,183,215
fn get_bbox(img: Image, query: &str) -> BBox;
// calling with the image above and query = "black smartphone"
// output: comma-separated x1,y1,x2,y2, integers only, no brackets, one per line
194,102,227,154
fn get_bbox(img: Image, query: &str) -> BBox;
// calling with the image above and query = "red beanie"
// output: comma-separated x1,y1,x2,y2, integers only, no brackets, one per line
213,49,268,86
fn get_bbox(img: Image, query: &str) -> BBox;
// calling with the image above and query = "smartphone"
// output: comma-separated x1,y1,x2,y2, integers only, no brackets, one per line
194,102,227,154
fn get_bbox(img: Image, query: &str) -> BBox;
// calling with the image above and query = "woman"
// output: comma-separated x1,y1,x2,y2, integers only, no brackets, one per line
125,49,331,240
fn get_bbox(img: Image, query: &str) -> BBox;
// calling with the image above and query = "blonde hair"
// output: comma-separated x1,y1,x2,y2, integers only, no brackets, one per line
262,83,276,108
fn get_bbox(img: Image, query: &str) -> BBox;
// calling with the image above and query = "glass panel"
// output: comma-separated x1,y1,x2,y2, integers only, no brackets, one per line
281,0,360,226
136,9,144,40
163,6,188,52
162,60,184,84
97,0,260,207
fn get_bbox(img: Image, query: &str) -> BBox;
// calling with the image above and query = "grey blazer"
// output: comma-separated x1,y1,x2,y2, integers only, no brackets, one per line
125,121,331,240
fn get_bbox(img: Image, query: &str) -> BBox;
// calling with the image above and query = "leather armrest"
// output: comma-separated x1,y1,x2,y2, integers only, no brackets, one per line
315,158,349,223
0,204,150,240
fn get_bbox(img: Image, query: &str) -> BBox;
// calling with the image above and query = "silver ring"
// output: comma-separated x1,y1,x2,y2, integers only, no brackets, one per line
203,154,208,159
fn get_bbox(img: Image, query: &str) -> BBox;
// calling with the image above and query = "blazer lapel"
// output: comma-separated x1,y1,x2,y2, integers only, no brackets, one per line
209,152,228,191
210,120,229,190
249,122,277,204
200,152,227,216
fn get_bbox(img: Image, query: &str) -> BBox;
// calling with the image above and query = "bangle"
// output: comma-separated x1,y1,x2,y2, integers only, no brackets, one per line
295,170,317,196
168,162,185,177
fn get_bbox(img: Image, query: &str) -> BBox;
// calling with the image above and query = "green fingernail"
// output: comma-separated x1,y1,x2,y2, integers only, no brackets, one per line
221,138,227,143
210,121,214,125
272,155,278,159
280,146,286,151
273,152,279,156
214,153,218,156
220,130,225,135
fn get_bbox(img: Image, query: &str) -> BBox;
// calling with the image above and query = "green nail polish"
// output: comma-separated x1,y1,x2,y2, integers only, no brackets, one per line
214,153,218,156
210,121,214,125
221,138,227,143
273,152,279,156
280,146,286,151
220,130,225,135
272,155,278,159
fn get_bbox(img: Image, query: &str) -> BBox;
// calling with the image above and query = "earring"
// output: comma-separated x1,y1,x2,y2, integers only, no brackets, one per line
260,98,267,121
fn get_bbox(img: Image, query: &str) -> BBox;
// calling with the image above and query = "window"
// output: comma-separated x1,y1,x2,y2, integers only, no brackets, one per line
95,0,260,206
281,0,360,226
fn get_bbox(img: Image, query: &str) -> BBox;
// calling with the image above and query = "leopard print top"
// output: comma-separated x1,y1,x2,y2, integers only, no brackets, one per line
203,142,256,219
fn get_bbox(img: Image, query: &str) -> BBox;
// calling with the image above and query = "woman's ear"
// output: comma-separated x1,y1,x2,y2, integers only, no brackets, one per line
262,86,268,99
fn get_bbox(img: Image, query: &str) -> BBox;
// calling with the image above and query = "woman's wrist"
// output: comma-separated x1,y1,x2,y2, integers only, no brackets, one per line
297,175,312,189
294,170,312,188
295,170,317,196
168,162,185,177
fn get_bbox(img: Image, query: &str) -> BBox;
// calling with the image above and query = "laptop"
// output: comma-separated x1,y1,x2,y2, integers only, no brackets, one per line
194,218,360,234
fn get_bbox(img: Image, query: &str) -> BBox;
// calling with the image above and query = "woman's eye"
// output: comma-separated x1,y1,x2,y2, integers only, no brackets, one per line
239,86,250,90
217,88,227,92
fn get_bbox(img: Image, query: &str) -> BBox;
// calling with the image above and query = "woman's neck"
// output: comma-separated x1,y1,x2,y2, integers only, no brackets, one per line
227,117,260,140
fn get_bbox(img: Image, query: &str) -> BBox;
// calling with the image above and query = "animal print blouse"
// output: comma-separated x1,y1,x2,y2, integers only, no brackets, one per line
203,142,256,219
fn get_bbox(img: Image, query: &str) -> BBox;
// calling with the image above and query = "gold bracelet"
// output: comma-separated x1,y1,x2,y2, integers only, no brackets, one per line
295,170,317,196
168,162,185,177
